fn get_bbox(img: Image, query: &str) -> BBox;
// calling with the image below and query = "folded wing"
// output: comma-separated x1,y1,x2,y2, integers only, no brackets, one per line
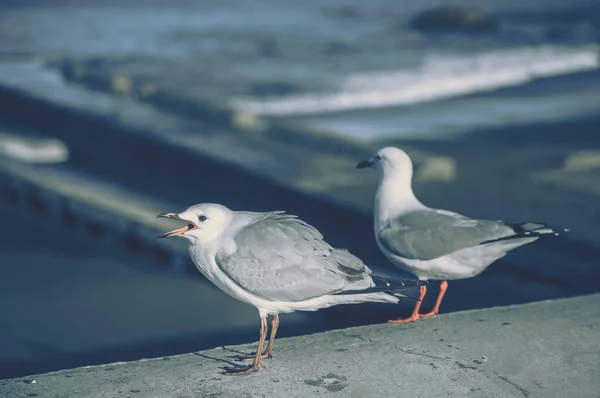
215,212,375,302
378,210,520,261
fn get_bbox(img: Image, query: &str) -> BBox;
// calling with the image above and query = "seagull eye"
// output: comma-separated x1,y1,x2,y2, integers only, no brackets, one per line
198,215,207,222
374,155,382,161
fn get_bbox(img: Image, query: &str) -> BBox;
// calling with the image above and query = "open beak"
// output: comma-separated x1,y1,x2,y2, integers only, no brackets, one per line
156,212,197,239
356,160,373,169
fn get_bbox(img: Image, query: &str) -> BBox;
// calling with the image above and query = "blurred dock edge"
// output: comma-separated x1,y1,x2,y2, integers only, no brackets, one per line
0,158,192,272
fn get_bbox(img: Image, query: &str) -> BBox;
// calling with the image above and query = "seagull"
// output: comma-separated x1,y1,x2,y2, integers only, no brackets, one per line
157,203,425,375
357,146,566,323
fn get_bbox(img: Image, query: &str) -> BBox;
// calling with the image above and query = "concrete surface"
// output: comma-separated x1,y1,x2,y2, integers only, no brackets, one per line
2,294,599,398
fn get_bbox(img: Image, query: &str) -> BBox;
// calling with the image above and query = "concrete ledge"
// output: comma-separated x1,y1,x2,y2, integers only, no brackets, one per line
3,294,599,397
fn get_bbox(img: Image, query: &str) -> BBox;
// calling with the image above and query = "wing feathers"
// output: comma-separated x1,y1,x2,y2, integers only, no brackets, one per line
216,212,375,302
379,210,561,261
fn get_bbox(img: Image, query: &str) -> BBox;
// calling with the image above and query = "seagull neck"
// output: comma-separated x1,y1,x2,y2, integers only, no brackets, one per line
375,170,422,225
189,239,220,264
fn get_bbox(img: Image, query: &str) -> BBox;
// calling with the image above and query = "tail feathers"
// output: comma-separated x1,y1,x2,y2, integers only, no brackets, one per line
371,275,427,290
374,275,426,301
508,222,569,237
481,222,569,245
335,275,426,301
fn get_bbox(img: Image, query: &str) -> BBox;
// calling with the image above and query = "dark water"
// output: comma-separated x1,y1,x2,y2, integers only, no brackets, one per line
1,0,599,138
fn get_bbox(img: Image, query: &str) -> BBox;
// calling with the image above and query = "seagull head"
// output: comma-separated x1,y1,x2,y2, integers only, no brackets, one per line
157,203,233,243
356,146,414,178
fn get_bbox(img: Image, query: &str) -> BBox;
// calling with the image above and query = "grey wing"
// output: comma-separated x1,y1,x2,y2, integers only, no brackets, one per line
378,210,515,261
215,213,374,302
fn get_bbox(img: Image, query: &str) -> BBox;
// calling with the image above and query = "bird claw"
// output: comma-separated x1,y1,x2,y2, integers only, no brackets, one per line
223,362,266,376
388,316,420,324
238,353,271,362
419,310,438,318
388,310,439,323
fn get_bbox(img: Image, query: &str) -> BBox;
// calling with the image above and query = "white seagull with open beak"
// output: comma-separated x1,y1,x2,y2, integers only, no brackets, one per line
357,146,567,323
158,203,425,375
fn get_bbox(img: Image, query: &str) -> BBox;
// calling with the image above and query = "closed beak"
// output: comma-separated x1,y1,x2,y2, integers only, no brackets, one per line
356,160,373,169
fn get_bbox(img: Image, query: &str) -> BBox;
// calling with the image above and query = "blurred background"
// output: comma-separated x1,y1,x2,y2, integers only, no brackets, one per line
1,0,599,380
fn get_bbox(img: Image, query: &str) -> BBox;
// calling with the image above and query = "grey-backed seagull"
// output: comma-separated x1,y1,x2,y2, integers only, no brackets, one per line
357,146,566,323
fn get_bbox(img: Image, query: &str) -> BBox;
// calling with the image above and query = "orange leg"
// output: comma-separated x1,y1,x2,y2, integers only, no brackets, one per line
420,280,448,318
240,314,279,362
225,316,268,376
388,285,427,323
263,314,279,359
388,281,448,323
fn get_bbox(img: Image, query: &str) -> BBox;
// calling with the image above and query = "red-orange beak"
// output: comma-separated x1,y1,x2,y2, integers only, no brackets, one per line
156,213,197,239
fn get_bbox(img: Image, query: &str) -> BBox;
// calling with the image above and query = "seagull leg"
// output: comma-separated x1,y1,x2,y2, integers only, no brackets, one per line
226,317,268,376
388,285,427,323
421,280,448,318
240,314,279,362
263,314,279,359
